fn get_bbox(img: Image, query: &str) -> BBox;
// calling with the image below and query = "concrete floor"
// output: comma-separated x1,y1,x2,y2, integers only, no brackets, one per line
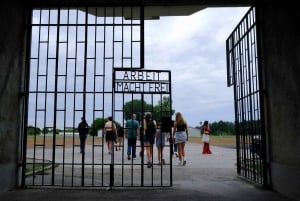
0,143,294,201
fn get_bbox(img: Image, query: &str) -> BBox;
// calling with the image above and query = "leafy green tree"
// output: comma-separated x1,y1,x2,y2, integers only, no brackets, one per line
123,96,174,123
153,96,175,122
210,121,235,136
123,99,152,122
89,118,106,136
27,126,41,135
42,127,49,134
47,128,60,135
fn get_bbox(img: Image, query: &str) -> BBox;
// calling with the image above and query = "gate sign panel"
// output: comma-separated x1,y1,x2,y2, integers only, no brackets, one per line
114,68,171,94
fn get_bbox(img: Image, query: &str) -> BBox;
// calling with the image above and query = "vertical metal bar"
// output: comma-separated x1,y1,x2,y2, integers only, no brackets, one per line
43,9,51,185
51,7,61,186
61,8,71,187
140,6,145,187
169,71,173,186
121,8,125,187
237,23,248,178
109,7,116,189
91,7,97,187
121,7,124,69
151,94,154,186
81,6,88,186
101,6,107,187
141,93,144,186
255,6,269,188
72,6,80,186
65,7,74,187
72,7,76,186
229,34,241,175
32,9,43,186
21,6,34,188
140,6,144,70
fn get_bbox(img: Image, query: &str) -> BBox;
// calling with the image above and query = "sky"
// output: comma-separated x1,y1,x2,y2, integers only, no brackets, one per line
144,7,250,127
28,6,250,129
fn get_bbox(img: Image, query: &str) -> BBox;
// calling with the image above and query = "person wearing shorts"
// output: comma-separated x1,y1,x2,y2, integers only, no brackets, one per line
172,112,189,166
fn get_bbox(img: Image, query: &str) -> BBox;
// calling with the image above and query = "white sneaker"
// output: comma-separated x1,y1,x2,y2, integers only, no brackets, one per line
178,160,182,165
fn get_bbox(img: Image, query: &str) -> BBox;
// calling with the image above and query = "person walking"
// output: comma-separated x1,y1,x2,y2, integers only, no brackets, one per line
172,112,189,166
104,116,117,154
168,120,178,157
156,116,172,165
202,120,212,154
155,123,166,165
78,117,89,154
116,124,124,151
125,114,140,160
143,112,157,168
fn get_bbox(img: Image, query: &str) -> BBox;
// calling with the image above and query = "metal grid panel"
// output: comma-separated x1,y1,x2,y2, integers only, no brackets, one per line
226,7,267,185
113,69,173,187
23,6,172,188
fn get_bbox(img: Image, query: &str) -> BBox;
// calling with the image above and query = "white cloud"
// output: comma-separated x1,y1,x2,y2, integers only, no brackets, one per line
145,7,250,126
28,7,249,128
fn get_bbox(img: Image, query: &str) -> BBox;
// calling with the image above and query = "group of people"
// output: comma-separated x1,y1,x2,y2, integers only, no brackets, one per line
77,112,212,166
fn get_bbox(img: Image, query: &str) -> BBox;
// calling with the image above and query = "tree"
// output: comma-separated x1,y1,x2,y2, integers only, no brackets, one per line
89,118,106,136
153,96,175,122
123,99,151,122
27,126,41,135
123,96,174,123
210,121,235,136
42,127,49,134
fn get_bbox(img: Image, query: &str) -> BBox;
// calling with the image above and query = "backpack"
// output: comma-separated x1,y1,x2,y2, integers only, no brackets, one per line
145,119,156,136
117,126,124,137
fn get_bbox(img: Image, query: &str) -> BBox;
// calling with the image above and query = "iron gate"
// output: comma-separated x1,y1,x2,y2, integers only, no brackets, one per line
113,68,172,187
23,6,173,188
226,7,268,186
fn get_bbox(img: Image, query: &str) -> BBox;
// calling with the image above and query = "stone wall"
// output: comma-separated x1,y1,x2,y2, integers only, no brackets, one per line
0,1,28,191
258,5,300,200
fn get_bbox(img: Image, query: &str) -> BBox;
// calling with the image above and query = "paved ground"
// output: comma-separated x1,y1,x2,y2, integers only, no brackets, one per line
0,142,295,201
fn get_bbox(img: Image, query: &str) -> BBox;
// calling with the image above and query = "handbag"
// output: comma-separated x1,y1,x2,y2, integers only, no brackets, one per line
202,134,210,143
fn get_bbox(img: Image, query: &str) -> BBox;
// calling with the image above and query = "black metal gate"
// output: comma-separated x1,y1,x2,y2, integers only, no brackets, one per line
23,6,173,188
226,6,268,186
113,68,172,187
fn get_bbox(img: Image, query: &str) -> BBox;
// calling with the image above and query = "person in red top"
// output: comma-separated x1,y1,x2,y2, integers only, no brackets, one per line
202,120,212,154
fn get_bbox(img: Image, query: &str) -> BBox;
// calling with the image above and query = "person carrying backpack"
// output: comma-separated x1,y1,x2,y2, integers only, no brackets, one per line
142,112,157,168
116,124,124,151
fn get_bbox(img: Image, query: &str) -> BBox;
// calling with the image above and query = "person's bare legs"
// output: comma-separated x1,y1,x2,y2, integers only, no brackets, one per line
145,141,152,167
182,142,186,165
177,143,183,165
157,146,162,164
161,146,165,164
108,140,113,154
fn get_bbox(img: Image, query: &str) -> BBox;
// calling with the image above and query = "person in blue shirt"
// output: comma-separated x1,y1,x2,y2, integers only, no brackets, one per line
125,114,140,160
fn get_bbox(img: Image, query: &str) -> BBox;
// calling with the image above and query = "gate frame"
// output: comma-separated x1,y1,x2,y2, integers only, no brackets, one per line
22,5,173,188
226,6,269,187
